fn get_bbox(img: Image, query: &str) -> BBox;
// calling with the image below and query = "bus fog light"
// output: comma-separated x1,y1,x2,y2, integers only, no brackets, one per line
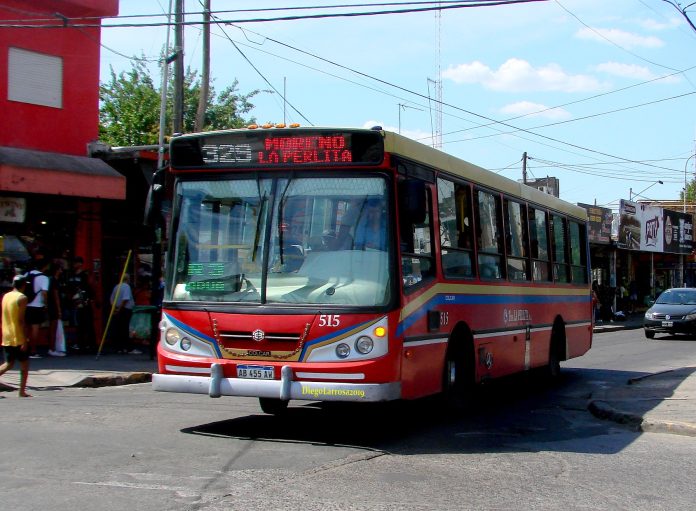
180,337,192,351
165,328,181,345
355,336,374,354
336,343,350,358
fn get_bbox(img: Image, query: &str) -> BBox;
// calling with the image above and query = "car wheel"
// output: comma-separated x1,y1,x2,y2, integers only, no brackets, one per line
644,329,655,339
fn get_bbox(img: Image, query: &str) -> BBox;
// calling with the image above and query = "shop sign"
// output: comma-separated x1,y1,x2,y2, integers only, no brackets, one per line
663,209,693,254
0,197,25,223
578,203,612,244
618,200,663,252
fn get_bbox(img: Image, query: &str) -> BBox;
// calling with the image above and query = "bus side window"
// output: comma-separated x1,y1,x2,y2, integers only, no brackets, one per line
437,177,473,278
551,214,569,283
475,189,504,280
529,207,551,281
504,199,530,280
400,179,435,291
569,221,588,284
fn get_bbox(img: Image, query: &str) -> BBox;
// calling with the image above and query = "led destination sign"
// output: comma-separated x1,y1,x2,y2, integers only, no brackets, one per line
171,129,384,169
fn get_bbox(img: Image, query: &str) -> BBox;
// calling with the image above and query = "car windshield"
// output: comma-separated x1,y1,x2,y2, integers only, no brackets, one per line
655,289,696,305
167,175,392,307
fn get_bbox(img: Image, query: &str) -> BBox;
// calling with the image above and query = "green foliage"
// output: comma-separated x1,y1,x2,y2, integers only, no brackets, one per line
680,179,696,205
99,60,258,147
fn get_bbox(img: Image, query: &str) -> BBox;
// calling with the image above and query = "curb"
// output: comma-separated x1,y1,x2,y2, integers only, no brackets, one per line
0,372,153,392
588,400,696,437
73,372,152,388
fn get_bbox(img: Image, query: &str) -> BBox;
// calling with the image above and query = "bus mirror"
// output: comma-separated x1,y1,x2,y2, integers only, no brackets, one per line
399,179,426,224
144,169,165,227
144,184,162,226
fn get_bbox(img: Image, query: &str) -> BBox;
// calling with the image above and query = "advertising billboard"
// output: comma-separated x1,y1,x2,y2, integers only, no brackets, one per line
578,203,612,244
618,200,693,254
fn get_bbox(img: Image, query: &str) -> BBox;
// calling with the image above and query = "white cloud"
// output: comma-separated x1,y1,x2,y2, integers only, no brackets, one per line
594,62,680,84
595,62,655,80
442,58,606,93
499,101,571,121
636,17,682,31
575,27,664,49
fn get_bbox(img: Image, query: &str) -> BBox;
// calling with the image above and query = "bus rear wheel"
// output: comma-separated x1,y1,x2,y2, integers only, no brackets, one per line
443,339,474,402
259,397,289,415
544,322,565,380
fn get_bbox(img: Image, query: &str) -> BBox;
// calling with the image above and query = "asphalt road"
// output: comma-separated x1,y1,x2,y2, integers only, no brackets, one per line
2,328,696,510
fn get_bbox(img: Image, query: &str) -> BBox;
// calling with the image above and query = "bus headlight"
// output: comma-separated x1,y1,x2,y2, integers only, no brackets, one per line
336,343,350,358
180,337,192,351
165,328,181,345
355,336,374,354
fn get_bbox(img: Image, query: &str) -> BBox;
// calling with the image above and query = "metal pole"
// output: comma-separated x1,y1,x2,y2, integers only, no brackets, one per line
172,0,185,134
157,0,174,170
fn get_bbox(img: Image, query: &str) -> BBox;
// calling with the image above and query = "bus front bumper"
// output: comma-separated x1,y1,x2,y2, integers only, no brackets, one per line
152,364,401,403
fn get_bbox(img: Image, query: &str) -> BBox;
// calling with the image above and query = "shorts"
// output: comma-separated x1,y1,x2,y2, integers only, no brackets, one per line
26,306,47,326
3,345,29,363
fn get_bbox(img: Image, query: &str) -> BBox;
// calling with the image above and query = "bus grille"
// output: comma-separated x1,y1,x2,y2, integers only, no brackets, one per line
218,330,302,353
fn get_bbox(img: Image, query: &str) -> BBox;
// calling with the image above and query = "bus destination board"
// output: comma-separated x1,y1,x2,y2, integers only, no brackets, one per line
170,129,385,169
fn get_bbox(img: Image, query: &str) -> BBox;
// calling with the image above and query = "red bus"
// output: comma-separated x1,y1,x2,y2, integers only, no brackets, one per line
152,126,592,414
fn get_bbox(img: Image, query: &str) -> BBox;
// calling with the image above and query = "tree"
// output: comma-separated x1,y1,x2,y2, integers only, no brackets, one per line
99,60,258,147
681,179,696,206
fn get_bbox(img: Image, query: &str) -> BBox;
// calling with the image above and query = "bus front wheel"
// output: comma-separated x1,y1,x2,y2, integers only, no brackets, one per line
259,397,289,415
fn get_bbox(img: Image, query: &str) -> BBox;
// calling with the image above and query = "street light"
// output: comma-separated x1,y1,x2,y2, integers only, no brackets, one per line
629,180,663,201
684,153,696,213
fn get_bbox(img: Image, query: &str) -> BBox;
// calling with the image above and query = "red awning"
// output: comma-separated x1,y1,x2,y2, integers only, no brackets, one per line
0,146,125,200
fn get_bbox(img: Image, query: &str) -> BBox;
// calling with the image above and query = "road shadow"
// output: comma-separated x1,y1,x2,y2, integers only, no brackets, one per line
180,365,692,455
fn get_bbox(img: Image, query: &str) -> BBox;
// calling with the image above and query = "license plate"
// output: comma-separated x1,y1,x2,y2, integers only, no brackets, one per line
237,365,274,380
662,321,674,327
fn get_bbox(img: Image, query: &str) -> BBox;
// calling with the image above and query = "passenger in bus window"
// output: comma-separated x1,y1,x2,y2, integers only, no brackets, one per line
354,198,387,251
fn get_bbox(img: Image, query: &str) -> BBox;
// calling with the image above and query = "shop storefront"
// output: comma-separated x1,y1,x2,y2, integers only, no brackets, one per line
0,146,126,338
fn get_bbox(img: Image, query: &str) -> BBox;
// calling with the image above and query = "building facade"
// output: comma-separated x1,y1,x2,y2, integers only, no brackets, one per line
0,0,122,340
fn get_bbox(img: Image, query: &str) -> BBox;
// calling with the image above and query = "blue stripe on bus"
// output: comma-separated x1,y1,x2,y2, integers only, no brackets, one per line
396,293,590,336
299,319,376,361
164,313,223,358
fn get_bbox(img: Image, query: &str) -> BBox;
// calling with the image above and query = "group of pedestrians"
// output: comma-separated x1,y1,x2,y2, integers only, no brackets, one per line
0,254,153,396
0,255,97,397
19,255,96,358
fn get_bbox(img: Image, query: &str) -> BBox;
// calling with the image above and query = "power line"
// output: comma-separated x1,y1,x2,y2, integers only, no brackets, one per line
555,0,684,73
208,14,313,125
439,65,696,139
0,1,547,23
239,25,690,173
0,1,549,28
448,90,696,142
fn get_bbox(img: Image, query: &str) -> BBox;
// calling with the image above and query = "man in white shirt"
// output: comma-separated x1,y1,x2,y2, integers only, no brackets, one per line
109,273,140,354
26,258,50,358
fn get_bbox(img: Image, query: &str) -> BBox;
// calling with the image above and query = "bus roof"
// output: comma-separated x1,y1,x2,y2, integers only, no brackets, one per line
382,129,587,221
169,126,587,222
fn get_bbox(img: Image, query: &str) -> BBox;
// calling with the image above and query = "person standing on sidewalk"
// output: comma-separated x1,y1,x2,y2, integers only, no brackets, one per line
26,258,50,358
109,273,139,354
47,263,65,357
66,256,96,353
0,275,32,397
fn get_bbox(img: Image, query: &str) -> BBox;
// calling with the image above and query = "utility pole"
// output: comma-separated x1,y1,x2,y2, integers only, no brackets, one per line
172,0,184,134
194,0,210,132
522,152,528,184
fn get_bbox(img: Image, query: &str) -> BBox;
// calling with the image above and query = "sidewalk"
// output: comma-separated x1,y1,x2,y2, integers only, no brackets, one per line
590,311,696,436
0,350,156,391
592,311,644,333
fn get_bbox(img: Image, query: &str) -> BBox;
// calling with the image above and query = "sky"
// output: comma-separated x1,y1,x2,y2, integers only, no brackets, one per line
98,0,696,211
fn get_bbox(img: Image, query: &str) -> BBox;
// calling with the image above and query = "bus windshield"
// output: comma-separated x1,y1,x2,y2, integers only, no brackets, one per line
168,175,392,306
